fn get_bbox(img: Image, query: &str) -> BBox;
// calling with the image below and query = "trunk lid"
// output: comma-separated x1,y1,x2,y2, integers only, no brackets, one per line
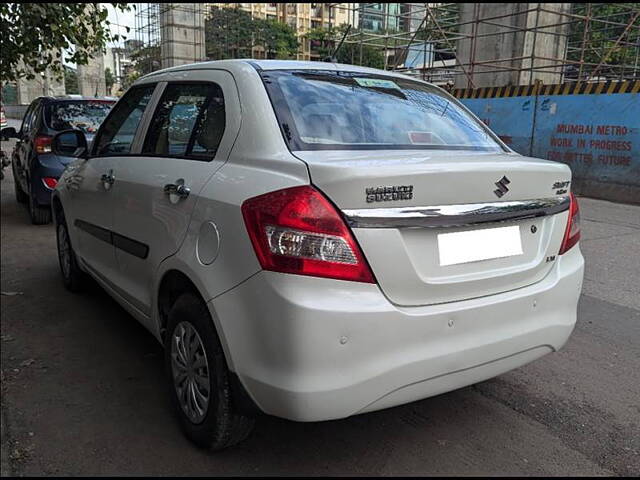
294,149,572,306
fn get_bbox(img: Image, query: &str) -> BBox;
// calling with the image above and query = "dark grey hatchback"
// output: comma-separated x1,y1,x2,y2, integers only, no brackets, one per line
1,96,115,224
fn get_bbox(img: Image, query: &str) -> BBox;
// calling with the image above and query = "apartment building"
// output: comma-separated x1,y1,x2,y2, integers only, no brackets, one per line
359,3,431,33
208,3,354,60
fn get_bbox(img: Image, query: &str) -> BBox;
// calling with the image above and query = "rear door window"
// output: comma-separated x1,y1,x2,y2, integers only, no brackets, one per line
93,85,155,156
20,100,38,134
142,82,225,160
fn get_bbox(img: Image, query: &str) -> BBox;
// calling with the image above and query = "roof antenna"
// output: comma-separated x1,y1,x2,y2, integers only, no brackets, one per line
324,24,351,63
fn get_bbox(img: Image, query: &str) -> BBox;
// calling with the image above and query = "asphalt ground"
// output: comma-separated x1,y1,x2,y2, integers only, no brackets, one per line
1,126,639,476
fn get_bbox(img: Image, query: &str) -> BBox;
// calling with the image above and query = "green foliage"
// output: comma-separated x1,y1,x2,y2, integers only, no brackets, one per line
0,3,132,82
336,42,385,69
306,25,385,69
205,7,299,60
104,67,115,92
64,66,78,94
568,3,640,74
262,19,300,59
129,45,161,76
122,71,140,90
1,83,17,104
306,26,337,58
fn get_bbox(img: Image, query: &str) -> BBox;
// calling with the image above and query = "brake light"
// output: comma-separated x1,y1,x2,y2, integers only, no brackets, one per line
241,185,376,283
42,177,58,189
35,135,52,154
559,193,580,254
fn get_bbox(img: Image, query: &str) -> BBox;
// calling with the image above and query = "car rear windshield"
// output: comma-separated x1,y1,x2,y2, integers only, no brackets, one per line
45,100,114,134
260,70,505,152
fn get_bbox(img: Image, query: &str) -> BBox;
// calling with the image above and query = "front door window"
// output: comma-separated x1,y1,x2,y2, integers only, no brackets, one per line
93,85,155,156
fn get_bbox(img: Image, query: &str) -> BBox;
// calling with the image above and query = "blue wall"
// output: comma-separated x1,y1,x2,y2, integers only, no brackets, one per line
460,92,639,204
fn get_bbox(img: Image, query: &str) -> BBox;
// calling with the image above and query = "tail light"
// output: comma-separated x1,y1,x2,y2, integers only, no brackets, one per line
559,193,580,255
35,135,52,154
42,177,58,189
241,185,376,283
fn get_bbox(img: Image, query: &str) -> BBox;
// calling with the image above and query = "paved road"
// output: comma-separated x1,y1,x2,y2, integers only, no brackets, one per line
1,136,638,476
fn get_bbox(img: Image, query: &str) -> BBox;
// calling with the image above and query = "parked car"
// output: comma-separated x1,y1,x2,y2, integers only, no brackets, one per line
0,148,8,180
1,104,7,179
1,103,7,128
49,60,584,450
1,103,9,180
0,96,115,224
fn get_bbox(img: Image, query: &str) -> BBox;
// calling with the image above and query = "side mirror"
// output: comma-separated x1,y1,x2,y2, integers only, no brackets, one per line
1,127,18,141
52,129,88,158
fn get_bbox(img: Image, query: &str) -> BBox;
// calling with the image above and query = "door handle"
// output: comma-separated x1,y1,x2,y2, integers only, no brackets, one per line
101,169,115,190
164,178,190,200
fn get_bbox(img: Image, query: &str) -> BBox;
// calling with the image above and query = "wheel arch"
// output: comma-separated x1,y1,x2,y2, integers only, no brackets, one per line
155,267,235,369
51,193,63,223
157,269,202,340
155,266,259,414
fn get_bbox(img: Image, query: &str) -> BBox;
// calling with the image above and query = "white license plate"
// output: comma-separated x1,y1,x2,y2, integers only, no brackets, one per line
437,225,523,266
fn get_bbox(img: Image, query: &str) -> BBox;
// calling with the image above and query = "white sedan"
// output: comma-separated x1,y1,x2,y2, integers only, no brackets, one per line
50,60,584,450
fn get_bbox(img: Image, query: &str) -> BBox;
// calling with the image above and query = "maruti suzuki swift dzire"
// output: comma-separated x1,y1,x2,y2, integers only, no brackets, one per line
50,60,584,450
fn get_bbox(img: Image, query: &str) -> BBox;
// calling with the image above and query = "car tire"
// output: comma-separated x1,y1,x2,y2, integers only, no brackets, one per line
28,181,52,225
13,165,28,204
164,293,255,451
56,210,86,292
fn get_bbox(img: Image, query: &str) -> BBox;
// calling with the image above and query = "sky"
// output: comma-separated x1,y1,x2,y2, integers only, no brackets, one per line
63,4,139,67
104,3,138,49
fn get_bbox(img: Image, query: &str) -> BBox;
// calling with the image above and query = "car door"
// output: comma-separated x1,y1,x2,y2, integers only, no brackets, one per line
109,71,241,318
68,84,158,288
12,99,39,191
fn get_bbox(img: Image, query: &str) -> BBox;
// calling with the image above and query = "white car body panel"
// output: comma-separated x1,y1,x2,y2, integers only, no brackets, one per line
294,149,572,305
211,245,583,421
109,71,242,318
53,59,584,422
64,156,119,284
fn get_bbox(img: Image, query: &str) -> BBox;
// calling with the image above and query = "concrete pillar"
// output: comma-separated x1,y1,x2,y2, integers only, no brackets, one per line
16,56,66,105
77,54,107,97
160,3,205,69
455,3,571,88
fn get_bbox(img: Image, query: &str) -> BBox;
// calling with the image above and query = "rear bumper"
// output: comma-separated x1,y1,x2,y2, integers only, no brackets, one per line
210,245,584,422
31,154,67,206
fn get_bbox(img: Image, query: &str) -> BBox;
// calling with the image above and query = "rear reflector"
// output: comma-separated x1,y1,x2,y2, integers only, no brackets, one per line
241,185,376,283
42,177,58,189
35,135,52,154
559,193,580,255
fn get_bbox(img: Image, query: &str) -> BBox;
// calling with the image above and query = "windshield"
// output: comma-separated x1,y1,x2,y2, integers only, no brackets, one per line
45,100,114,134
261,70,504,152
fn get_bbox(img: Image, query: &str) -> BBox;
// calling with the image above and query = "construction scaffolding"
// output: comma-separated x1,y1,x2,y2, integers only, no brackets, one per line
134,3,205,72
338,3,640,88
130,3,640,88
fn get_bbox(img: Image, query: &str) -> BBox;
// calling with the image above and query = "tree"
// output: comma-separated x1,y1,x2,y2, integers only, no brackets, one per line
336,42,385,69
306,26,337,59
1,83,17,104
568,3,640,78
122,71,140,91
129,45,161,76
205,7,299,60
306,25,385,69
205,7,254,59
0,3,131,82
64,66,79,94
259,19,299,59
104,67,115,93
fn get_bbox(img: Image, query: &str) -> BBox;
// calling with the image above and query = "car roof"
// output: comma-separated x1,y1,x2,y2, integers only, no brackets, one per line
40,95,117,103
138,59,427,85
